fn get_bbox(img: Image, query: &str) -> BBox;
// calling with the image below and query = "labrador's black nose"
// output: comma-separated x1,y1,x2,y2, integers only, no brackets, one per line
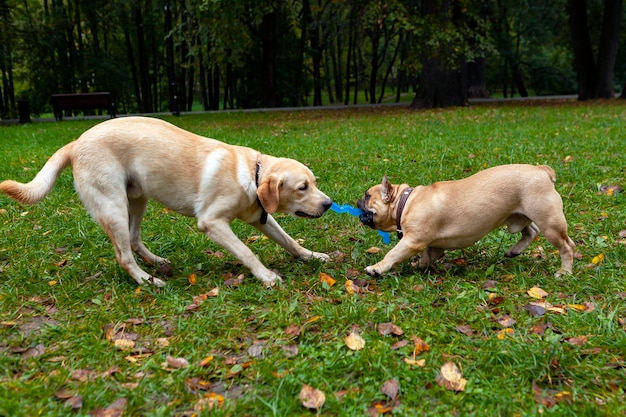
322,199,333,212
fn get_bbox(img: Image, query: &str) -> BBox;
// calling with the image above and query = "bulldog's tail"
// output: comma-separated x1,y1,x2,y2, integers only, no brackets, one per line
539,165,557,184
0,142,74,205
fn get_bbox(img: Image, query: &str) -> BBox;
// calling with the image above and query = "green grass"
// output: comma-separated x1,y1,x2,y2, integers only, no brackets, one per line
1,101,625,416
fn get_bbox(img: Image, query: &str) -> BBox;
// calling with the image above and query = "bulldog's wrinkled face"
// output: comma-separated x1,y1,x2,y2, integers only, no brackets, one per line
357,176,397,232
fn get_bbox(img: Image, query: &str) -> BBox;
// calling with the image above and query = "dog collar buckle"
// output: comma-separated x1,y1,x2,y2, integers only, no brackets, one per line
255,161,268,225
396,187,413,240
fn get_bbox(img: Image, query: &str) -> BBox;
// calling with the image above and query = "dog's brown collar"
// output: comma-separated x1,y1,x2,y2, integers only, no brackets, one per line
255,161,268,224
396,187,413,239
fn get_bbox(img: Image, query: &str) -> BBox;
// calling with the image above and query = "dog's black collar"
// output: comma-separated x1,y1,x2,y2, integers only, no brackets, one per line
396,187,413,239
255,161,268,224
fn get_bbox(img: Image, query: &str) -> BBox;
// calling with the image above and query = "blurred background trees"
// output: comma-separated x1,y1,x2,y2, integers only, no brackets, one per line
0,0,624,118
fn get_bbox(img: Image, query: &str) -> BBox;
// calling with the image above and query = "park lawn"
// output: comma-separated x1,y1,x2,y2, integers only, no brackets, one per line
0,101,625,416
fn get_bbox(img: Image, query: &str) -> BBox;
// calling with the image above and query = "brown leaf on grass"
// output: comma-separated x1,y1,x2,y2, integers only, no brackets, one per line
599,184,623,195
162,355,189,370
390,340,409,350
71,369,97,382
345,331,365,351
224,274,245,287
188,273,197,285
381,379,400,400
532,382,572,408
377,322,404,336
368,399,401,416
366,246,382,254
483,280,497,289
247,341,265,358
21,343,45,359
524,303,547,317
456,324,474,336
411,335,430,355
284,324,301,337
436,362,467,392
299,384,326,410
90,397,127,417
345,268,361,278
282,344,299,357
198,355,214,367
497,315,516,328
566,335,588,346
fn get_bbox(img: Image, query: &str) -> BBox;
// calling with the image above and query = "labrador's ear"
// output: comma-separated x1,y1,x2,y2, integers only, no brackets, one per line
257,175,282,214
381,175,394,203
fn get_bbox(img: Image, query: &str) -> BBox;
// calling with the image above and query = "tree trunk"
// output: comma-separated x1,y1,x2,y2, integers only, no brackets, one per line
134,0,153,112
411,0,466,109
595,0,622,98
261,11,277,108
467,57,489,98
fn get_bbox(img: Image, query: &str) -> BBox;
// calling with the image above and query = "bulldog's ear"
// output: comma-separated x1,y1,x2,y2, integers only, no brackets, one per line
257,175,282,214
381,175,394,203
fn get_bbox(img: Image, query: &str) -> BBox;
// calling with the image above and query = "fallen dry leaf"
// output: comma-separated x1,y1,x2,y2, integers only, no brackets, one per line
497,315,516,328
198,355,214,367
497,328,514,339
566,335,588,346
381,379,400,400
456,324,474,336
366,246,382,254
299,384,326,410
90,397,127,417
527,286,549,299
345,331,365,351
345,279,358,295
436,362,467,392
390,340,409,350
377,322,404,336
320,272,336,287
194,393,224,412
188,273,197,285
411,335,430,355
163,355,189,369
404,357,426,367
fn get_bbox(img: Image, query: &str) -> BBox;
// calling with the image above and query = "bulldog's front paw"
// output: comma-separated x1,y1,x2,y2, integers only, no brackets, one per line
259,270,283,288
299,250,330,262
365,265,382,277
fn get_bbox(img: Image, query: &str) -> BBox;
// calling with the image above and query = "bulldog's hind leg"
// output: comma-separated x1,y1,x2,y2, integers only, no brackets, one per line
505,219,538,258
417,246,445,268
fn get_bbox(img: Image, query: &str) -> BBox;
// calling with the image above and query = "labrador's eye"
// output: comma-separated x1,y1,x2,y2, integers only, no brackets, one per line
299,183,309,191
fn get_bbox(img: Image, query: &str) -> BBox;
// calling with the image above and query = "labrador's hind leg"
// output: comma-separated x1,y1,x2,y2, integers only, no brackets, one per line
128,196,169,266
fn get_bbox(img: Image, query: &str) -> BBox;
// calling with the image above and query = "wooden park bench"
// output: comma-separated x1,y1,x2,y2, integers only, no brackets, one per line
51,92,116,121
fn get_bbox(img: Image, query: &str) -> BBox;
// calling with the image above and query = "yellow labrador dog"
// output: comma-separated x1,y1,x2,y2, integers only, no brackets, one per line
357,164,575,277
0,116,332,287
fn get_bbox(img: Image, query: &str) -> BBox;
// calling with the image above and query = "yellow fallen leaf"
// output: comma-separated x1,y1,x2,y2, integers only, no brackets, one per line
199,355,214,367
527,286,549,299
114,339,136,350
135,286,142,294
345,279,358,295
305,315,322,324
591,254,605,264
403,357,426,367
48,280,58,286
497,328,514,340
320,272,336,287
345,331,365,351
567,304,586,312
299,384,326,410
188,273,197,285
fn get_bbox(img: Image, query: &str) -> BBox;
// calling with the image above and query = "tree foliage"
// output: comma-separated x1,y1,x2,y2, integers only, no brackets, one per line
0,0,622,118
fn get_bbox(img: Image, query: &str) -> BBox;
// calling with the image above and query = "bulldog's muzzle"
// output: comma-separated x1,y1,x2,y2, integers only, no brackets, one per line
357,197,376,229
